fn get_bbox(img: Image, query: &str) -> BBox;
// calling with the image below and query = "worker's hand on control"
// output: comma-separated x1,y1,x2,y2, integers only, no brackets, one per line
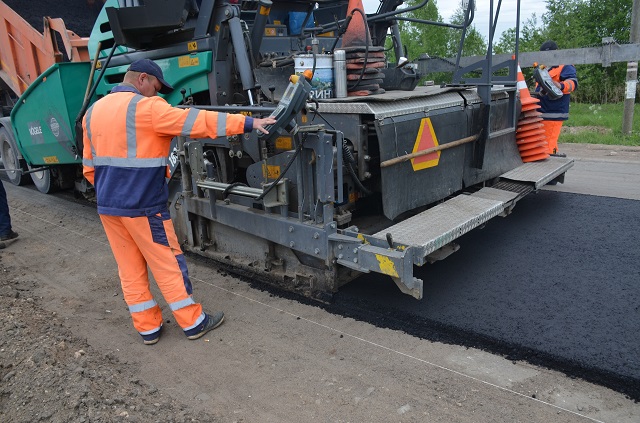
253,117,278,134
553,81,562,89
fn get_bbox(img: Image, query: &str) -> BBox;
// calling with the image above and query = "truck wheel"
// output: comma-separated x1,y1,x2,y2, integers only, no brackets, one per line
0,127,30,186
30,169,55,194
30,166,75,194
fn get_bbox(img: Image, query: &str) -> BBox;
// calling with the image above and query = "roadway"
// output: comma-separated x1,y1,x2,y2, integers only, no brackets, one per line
1,142,639,422
331,143,640,401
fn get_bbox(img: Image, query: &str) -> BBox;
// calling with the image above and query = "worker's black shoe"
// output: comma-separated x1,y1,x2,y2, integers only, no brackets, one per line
0,242,5,250
142,325,163,345
186,311,225,340
0,231,19,241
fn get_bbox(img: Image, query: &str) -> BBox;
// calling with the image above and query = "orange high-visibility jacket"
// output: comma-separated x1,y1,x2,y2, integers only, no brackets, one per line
83,85,252,216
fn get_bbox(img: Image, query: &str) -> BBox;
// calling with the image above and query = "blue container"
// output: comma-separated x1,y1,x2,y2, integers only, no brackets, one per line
288,11,314,35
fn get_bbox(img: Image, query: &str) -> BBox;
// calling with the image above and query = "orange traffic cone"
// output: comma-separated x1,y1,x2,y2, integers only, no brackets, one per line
343,0,385,96
516,63,540,111
343,0,368,48
514,63,548,162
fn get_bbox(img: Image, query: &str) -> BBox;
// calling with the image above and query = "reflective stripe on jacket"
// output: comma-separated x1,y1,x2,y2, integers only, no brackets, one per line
83,85,251,216
535,64,578,121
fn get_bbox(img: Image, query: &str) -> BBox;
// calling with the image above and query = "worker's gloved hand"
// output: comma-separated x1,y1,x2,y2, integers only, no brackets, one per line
253,116,278,134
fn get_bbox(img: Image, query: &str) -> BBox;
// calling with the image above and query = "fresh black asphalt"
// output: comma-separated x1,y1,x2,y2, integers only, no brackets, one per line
331,191,640,400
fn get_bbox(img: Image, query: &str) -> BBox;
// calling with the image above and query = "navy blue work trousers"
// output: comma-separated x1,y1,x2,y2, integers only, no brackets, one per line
0,180,12,236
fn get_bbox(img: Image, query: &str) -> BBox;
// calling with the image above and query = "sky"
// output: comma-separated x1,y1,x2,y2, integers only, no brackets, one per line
361,0,546,41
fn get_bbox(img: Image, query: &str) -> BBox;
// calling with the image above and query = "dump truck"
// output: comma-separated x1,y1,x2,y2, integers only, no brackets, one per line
0,0,573,300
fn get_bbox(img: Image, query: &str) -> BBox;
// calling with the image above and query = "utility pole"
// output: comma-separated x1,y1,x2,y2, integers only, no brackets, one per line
622,0,640,135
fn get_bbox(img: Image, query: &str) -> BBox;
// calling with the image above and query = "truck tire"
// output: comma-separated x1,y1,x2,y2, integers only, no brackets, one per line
0,127,30,186
30,168,55,193
31,165,76,194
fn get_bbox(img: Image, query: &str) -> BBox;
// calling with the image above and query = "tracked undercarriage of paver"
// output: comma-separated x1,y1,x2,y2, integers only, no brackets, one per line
0,0,572,300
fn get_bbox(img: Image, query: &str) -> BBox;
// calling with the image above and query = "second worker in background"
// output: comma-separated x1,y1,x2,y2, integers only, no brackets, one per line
535,40,578,156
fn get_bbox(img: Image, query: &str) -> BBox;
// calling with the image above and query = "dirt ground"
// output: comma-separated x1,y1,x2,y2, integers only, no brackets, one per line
0,268,219,423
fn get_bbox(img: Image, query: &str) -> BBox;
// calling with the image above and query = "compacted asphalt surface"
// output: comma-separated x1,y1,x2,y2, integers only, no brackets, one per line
333,190,640,400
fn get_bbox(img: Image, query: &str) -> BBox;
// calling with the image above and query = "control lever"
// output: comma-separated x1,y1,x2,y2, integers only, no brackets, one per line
259,72,313,143
268,85,276,103
533,63,563,100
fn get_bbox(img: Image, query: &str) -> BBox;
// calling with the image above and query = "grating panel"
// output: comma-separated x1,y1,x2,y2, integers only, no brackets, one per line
373,195,504,256
317,92,464,119
500,156,574,189
471,187,519,203
492,180,534,197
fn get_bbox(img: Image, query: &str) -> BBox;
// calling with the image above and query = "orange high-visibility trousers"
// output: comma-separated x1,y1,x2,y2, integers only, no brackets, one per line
100,212,204,340
541,120,564,154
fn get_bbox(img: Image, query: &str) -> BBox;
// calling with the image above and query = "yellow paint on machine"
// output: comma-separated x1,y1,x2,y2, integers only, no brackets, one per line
357,234,370,245
411,117,440,171
178,56,200,68
275,136,292,150
43,156,60,164
187,41,198,51
259,5,271,15
376,255,399,278
262,164,281,179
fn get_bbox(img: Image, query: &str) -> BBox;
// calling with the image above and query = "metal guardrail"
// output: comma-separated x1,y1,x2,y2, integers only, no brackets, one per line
418,40,640,74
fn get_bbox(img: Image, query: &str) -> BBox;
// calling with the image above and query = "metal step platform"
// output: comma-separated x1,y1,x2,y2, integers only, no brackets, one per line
372,156,574,265
500,156,574,189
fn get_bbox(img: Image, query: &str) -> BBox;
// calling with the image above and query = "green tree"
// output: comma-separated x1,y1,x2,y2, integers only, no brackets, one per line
394,0,450,61
447,5,487,57
543,0,632,47
396,0,488,83
494,28,516,54
541,0,633,103
494,14,545,54
496,0,633,102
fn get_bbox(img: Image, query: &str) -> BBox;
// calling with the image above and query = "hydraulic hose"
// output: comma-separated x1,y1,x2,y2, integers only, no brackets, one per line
342,139,372,196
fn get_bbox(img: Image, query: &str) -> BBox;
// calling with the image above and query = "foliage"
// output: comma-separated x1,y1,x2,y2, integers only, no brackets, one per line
495,14,546,54
395,0,488,84
561,103,640,145
537,0,634,103
394,0,449,62
448,5,487,57
498,0,633,103
397,0,635,102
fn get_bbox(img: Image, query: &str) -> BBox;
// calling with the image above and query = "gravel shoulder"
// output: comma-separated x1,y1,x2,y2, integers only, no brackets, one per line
559,143,640,163
545,143,640,201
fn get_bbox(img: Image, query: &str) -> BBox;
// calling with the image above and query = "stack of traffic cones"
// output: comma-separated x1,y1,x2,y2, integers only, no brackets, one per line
342,0,385,96
515,63,549,162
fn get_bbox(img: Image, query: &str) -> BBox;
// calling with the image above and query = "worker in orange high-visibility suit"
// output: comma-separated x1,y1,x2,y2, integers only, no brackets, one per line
534,40,578,156
82,59,276,345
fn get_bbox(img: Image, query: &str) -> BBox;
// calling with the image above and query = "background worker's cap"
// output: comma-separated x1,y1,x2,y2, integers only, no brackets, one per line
128,59,174,94
540,40,558,51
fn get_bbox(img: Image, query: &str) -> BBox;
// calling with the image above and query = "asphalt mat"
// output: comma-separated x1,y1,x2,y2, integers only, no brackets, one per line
332,190,640,400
